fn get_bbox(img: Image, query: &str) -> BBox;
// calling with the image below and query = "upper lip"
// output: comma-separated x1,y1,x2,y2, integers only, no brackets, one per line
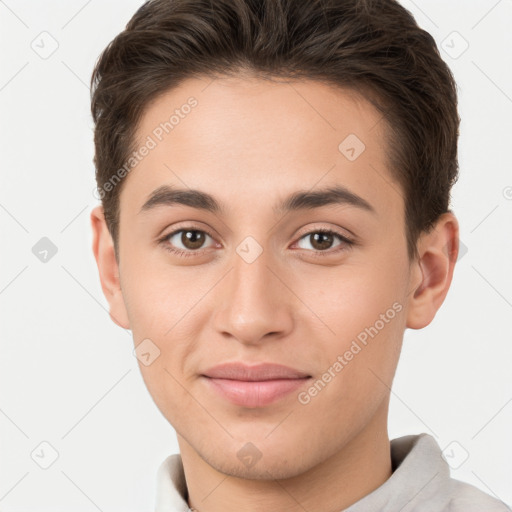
202,362,311,381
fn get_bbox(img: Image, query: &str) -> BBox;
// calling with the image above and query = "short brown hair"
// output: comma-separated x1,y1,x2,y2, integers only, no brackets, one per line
90,0,460,262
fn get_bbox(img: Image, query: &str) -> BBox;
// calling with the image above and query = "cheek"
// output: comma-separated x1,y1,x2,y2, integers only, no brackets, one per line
300,255,407,391
121,263,202,423
119,247,195,334
307,259,406,338
120,255,211,393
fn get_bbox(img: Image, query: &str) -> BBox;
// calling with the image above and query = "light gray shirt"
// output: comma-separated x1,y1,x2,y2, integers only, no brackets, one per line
154,433,511,511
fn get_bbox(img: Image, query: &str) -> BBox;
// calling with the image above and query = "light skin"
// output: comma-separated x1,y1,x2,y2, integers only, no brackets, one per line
91,75,459,512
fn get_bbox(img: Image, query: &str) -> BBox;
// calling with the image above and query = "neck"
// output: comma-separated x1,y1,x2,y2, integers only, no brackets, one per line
178,400,392,512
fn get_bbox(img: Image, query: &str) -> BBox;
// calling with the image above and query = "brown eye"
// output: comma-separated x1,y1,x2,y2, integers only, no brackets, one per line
296,229,353,254
309,232,335,250
163,228,215,254
179,230,206,250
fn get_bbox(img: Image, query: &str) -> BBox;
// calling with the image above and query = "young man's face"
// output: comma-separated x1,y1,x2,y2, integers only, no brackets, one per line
92,76,452,479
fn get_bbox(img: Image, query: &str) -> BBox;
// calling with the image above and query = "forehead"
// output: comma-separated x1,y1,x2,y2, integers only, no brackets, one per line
121,76,401,220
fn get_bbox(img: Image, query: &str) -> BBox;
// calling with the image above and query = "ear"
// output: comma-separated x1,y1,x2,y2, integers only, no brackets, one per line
90,205,130,329
406,212,459,330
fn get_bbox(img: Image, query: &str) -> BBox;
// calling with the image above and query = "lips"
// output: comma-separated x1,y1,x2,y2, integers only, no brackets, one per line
202,362,311,407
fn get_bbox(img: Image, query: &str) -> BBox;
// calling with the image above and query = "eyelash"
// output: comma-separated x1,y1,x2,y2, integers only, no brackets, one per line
158,225,355,259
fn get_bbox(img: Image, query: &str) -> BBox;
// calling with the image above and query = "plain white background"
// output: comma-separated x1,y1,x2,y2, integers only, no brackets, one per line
1,0,511,510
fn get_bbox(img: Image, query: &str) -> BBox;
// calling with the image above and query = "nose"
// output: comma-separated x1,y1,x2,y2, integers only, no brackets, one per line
212,242,294,346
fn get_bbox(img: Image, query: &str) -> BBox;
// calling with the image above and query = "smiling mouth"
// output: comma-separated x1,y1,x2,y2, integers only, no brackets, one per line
201,361,312,407
202,375,312,407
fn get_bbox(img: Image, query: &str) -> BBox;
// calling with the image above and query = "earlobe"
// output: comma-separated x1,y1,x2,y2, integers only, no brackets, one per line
406,212,459,330
90,205,131,329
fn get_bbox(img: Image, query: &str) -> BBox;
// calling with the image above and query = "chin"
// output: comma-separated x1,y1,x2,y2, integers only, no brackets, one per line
205,450,314,481
194,432,320,480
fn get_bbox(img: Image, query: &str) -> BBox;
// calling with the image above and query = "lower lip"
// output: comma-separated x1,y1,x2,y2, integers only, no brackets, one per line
204,376,311,408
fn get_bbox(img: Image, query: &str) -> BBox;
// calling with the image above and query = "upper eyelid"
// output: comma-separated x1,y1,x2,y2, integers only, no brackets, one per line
295,225,352,241
160,222,215,241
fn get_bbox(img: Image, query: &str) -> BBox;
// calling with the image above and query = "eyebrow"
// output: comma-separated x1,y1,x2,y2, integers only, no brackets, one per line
139,184,376,216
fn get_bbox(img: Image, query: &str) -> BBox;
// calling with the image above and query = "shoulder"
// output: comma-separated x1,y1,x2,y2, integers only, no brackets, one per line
443,477,511,512
388,433,510,512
